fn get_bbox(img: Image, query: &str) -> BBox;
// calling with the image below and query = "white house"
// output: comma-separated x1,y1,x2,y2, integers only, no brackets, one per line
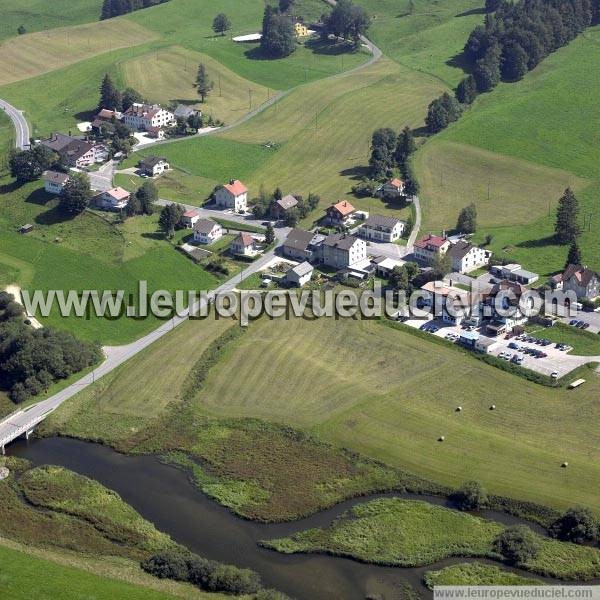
325,200,356,227
214,180,248,213
230,232,259,256
448,241,491,274
182,209,200,229
358,215,405,242
43,170,69,195
285,261,314,287
319,233,367,269
139,156,170,177
380,177,404,198
95,187,130,211
193,219,223,244
122,103,175,132
420,280,479,327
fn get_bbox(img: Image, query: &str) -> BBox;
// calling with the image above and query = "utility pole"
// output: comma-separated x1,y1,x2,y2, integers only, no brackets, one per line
248,88,253,110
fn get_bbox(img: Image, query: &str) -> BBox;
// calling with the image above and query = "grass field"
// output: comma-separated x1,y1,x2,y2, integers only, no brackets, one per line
265,497,600,579
424,563,543,587
0,178,219,343
193,317,600,514
417,26,600,272
525,323,600,357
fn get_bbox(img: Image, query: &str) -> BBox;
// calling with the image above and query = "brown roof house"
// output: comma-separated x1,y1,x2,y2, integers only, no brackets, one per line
557,264,600,301
281,228,325,262
325,200,356,227
270,194,298,220
230,232,259,257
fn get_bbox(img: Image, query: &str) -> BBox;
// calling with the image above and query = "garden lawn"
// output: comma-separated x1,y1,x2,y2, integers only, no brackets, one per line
264,497,600,579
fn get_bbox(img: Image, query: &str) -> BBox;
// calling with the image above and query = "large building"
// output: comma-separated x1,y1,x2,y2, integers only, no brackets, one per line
413,234,451,265
319,233,367,269
358,215,405,243
281,228,325,262
193,219,223,245
122,103,175,132
214,179,248,213
40,133,107,169
558,264,600,300
448,241,491,274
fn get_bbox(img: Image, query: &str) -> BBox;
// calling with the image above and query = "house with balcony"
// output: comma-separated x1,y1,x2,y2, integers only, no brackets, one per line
358,214,405,243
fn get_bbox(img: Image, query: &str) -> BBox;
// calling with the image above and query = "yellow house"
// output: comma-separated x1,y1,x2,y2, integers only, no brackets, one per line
294,22,309,37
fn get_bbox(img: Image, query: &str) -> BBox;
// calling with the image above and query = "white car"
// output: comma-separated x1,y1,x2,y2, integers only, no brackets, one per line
551,371,559,379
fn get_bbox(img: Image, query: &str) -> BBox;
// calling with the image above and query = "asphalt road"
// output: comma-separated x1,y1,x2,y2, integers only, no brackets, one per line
0,99,30,150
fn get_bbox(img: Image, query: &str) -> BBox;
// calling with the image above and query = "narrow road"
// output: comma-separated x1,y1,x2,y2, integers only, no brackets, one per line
0,99,29,150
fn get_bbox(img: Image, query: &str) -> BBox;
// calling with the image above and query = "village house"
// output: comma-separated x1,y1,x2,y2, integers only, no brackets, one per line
556,264,600,300
90,108,121,134
193,219,223,245
182,209,200,228
230,232,259,257
41,133,107,169
281,228,325,262
285,261,314,287
358,214,405,243
94,187,130,211
42,170,69,195
420,280,480,327
122,103,175,132
379,177,404,198
490,263,539,286
448,241,491,274
214,179,248,213
325,200,356,227
139,156,170,177
319,233,367,269
270,194,298,220
482,280,531,335
173,104,201,121
413,234,451,266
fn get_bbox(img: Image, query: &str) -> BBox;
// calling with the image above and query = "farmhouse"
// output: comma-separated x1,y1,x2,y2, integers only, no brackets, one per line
41,133,107,168
91,108,121,133
319,233,367,269
380,177,404,198
285,261,314,287
557,264,600,300
94,187,130,211
182,209,200,228
413,234,451,265
122,103,175,132
43,170,69,195
173,104,201,120
193,219,223,245
139,156,170,177
270,195,298,220
230,232,259,256
490,263,539,285
214,179,248,213
281,228,325,262
448,241,491,274
325,200,356,227
358,215,405,242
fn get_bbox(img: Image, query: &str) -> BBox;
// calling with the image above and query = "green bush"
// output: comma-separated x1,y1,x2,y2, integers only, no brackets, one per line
451,481,488,511
494,525,541,565
549,507,598,544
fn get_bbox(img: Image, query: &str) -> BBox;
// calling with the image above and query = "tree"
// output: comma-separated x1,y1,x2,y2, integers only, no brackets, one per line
212,13,232,36
456,203,477,233
159,203,185,237
549,507,598,544
283,208,299,227
59,172,92,215
502,42,529,80
136,180,158,215
9,145,57,183
265,223,276,245
187,112,203,130
451,481,488,511
326,0,370,43
196,64,213,102
494,526,541,565
485,0,501,12
473,42,502,92
369,127,397,179
17,25,26,35
279,0,295,13
456,75,478,104
98,73,122,111
564,241,582,268
426,93,461,134
394,126,415,168
121,87,143,111
261,6,296,58
554,188,581,244
432,252,452,277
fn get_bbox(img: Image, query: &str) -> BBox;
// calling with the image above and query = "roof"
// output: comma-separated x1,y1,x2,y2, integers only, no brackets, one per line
289,261,314,277
362,214,403,229
140,156,167,168
283,228,314,252
488,280,528,297
43,170,69,185
563,264,600,287
97,109,117,120
460,330,479,341
328,200,355,217
223,180,247,196
183,209,199,218
194,218,219,235
414,234,448,250
476,337,498,348
375,257,405,271
233,232,255,247
41,133,78,153
105,187,130,201
276,195,298,210
448,240,476,260
124,103,164,118
387,177,404,188
322,233,362,251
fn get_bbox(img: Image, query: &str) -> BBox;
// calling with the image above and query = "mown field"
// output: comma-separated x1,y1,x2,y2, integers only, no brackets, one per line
265,497,600,579
417,26,600,275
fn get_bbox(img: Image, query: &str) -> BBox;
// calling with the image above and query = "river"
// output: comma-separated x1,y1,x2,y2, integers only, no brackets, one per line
8,437,579,600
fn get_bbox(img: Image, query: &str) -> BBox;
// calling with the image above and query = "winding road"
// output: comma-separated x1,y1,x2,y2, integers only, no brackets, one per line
0,99,29,150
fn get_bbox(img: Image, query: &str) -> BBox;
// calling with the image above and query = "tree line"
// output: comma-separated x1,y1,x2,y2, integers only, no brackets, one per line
101,0,170,20
0,292,101,404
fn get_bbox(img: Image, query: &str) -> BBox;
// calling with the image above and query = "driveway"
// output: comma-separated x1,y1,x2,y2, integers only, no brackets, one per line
87,160,115,192
0,99,29,150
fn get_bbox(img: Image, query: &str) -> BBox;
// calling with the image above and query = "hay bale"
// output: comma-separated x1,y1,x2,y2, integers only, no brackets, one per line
490,404,496,410
562,462,569,468
456,406,462,412
438,436,445,442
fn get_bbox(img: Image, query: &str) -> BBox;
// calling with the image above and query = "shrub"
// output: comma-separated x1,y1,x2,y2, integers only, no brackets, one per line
255,590,293,600
549,507,598,544
141,551,190,581
451,481,488,511
206,563,261,594
493,525,541,565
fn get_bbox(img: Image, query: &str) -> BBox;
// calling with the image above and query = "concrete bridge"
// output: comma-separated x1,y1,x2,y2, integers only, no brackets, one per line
0,404,57,455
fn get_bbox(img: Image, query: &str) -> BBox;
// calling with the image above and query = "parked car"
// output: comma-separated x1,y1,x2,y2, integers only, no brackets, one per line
551,371,559,379
508,342,519,350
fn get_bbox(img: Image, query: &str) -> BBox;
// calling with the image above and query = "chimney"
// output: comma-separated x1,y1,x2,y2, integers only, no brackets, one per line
229,179,235,185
